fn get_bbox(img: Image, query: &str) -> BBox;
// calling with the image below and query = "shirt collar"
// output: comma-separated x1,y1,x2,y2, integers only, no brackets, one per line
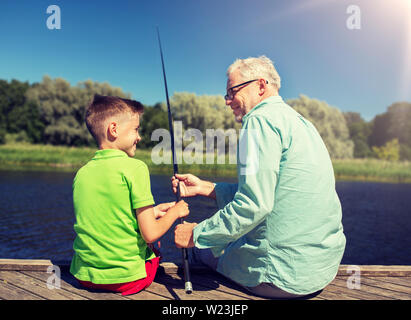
242,95,284,123
92,149,128,160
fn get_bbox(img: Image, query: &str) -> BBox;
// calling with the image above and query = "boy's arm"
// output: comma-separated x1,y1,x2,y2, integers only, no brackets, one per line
136,200,189,244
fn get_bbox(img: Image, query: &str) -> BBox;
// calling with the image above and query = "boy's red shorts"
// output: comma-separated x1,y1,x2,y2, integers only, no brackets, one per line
77,256,160,296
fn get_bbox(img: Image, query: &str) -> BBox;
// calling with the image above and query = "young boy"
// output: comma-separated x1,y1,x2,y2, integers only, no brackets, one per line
70,94,189,296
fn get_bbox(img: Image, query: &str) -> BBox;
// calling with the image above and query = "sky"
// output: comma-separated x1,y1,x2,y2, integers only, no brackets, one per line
0,0,410,120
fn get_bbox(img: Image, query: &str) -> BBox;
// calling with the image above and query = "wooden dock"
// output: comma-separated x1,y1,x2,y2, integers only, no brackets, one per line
0,259,410,300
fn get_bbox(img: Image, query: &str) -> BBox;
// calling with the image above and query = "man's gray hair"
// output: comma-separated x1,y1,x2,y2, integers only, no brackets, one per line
227,55,281,90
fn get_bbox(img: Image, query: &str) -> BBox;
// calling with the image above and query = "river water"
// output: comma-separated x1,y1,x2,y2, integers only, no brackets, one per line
0,170,410,265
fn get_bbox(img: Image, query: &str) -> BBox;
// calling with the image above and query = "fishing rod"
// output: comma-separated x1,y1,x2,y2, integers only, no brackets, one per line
156,27,193,294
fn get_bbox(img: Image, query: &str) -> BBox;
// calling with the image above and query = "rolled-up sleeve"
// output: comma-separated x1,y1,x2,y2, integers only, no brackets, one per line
214,182,238,209
193,116,282,257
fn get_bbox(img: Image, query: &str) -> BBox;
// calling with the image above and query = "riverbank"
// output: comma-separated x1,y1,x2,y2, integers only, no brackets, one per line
1,143,410,183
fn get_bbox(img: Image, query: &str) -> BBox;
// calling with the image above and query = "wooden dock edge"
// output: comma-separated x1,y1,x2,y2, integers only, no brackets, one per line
1,259,411,276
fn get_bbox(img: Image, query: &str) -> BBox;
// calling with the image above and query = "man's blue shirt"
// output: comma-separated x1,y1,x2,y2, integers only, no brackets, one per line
193,95,346,294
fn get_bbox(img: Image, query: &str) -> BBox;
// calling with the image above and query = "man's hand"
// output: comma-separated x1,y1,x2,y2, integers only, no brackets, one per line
171,173,216,199
174,222,197,248
171,173,202,197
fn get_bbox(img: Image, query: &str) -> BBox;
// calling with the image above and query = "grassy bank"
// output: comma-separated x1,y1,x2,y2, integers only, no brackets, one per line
1,143,410,183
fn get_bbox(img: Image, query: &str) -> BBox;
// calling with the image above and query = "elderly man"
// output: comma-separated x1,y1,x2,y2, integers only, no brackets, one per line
173,56,346,299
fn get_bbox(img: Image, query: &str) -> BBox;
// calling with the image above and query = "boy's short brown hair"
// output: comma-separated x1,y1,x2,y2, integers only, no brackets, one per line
85,94,144,144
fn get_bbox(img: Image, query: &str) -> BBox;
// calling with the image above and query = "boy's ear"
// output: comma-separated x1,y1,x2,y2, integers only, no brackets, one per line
107,121,119,140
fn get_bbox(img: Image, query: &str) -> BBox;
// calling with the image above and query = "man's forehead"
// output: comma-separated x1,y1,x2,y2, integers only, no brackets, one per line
226,69,242,88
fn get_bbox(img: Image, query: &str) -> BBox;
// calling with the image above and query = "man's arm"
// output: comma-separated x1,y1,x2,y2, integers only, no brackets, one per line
191,116,282,254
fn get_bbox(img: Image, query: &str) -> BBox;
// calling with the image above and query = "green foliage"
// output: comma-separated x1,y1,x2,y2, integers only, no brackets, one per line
0,79,44,143
287,95,354,159
25,76,131,146
400,144,411,161
169,92,240,129
386,102,411,146
369,101,411,160
156,92,241,151
332,158,411,183
4,131,31,144
1,75,409,164
344,112,373,158
139,103,169,148
343,111,363,126
0,128,6,144
372,138,400,161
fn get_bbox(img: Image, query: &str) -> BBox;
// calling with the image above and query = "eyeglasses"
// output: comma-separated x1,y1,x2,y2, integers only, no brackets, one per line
224,79,267,101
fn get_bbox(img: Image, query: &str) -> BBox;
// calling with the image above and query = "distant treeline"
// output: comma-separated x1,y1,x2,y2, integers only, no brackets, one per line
1,76,410,160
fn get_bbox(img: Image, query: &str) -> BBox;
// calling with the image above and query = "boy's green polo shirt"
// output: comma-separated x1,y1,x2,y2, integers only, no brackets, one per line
70,149,156,284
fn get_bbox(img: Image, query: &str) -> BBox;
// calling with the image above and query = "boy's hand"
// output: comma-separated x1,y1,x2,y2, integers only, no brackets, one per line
171,173,203,197
154,202,176,219
168,199,189,218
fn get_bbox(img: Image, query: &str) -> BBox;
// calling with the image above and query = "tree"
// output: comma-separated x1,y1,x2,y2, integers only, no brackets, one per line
343,112,373,158
168,92,240,133
25,76,130,146
287,95,354,159
369,101,411,160
138,103,169,149
386,102,411,146
368,113,391,147
0,79,44,143
372,138,400,161
164,92,241,152
344,111,363,126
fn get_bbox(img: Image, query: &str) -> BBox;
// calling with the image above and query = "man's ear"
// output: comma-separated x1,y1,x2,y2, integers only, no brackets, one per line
258,78,267,96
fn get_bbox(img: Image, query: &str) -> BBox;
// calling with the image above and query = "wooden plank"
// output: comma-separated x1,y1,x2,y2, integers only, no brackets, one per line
144,262,247,300
0,271,87,300
329,277,401,300
160,272,256,300
157,263,265,299
0,279,45,300
23,269,169,300
338,265,411,277
370,276,411,288
151,273,237,300
0,259,52,272
358,277,411,299
189,271,266,300
314,284,361,300
22,270,128,300
326,281,395,300
2,260,411,300
146,279,206,300
3,260,411,276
